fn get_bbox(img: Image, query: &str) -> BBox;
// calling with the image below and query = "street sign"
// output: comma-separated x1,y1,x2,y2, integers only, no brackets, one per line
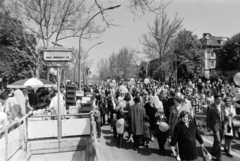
76,91,84,97
43,51,72,61
43,47,72,62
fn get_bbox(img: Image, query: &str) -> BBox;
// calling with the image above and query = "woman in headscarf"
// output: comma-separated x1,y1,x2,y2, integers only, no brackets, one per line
4,89,26,122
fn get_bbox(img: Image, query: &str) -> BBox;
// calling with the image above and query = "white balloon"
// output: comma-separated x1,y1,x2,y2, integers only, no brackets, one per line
50,68,55,74
54,70,57,76
234,72,240,86
144,78,150,84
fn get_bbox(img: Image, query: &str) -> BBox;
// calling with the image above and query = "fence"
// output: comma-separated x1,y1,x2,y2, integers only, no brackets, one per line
0,94,100,161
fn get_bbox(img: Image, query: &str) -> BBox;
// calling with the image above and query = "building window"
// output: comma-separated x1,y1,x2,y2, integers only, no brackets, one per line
211,52,215,58
210,60,216,69
207,49,210,53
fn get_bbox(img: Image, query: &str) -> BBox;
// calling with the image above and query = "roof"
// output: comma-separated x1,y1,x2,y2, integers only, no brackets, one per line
200,33,228,47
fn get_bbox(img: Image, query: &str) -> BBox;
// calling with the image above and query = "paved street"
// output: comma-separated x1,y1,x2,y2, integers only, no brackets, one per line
98,125,240,161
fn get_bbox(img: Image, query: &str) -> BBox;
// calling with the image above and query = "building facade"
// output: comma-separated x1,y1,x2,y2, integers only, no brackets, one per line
200,33,228,79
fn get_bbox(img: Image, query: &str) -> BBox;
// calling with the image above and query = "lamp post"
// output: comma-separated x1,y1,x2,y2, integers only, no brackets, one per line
175,60,189,85
78,5,121,90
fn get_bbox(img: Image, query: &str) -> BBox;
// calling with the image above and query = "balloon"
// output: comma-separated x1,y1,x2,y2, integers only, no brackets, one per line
119,85,128,93
50,68,54,74
233,94,240,102
234,73,240,86
130,78,135,82
158,122,169,132
54,70,57,76
144,78,150,84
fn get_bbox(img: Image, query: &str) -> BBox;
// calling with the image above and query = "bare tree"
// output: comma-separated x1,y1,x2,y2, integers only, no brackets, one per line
65,47,93,82
141,11,183,70
4,0,104,47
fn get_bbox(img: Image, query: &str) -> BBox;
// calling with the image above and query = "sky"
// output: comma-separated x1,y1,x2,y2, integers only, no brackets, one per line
59,0,240,75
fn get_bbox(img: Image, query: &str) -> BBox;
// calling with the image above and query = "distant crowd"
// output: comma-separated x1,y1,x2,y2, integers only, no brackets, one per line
90,78,240,161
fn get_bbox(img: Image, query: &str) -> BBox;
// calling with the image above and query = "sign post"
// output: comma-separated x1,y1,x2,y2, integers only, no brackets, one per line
43,47,72,147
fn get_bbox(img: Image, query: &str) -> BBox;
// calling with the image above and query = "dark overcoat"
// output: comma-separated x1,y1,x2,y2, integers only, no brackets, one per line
206,103,225,132
129,104,146,135
170,121,203,160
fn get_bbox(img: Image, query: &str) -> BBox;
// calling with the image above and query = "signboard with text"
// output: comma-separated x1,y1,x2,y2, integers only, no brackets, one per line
43,47,72,62
43,51,72,61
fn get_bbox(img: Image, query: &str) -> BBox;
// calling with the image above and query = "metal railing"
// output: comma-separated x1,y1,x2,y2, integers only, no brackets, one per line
0,112,33,161
0,94,98,161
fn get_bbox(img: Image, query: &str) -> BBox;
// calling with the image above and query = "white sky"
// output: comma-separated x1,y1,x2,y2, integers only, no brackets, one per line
59,0,240,75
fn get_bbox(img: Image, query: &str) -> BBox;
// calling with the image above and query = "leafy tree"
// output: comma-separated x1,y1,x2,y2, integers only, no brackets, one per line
0,13,37,83
217,33,240,71
173,29,204,80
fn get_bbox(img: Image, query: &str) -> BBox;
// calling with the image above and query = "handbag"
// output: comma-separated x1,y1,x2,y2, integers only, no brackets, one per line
232,115,240,128
202,146,212,161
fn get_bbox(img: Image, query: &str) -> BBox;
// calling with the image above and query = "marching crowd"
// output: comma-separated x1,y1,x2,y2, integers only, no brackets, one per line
0,77,240,161
91,78,240,161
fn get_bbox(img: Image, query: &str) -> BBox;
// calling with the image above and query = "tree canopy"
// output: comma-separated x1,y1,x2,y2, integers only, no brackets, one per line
217,33,240,71
0,13,37,83
173,29,204,80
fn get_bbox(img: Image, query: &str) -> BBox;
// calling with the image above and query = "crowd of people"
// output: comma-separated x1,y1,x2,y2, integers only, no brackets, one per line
91,78,240,161
0,85,67,136
0,77,240,161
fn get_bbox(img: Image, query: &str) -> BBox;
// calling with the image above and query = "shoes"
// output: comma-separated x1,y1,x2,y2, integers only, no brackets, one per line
211,152,216,157
127,138,134,142
176,155,180,161
159,150,165,155
133,147,139,151
226,152,233,158
216,158,222,161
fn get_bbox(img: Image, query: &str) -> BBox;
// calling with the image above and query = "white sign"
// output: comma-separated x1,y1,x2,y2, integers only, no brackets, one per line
76,91,84,97
43,51,72,61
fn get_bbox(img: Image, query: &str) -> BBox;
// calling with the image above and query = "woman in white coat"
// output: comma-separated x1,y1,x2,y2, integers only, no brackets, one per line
224,97,235,157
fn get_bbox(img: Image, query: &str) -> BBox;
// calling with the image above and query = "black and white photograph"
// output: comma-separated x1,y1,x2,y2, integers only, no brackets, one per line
0,0,240,161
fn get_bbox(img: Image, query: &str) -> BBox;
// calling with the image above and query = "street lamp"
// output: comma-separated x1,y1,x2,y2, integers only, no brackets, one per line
176,60,189,85
78,4,121,90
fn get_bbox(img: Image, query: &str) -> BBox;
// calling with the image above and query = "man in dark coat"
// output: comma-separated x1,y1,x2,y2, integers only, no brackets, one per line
207,94,225,161
128,96,146,151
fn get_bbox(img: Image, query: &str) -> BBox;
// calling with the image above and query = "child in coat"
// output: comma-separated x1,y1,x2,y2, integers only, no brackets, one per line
143,116,151,148
116,112,125,148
